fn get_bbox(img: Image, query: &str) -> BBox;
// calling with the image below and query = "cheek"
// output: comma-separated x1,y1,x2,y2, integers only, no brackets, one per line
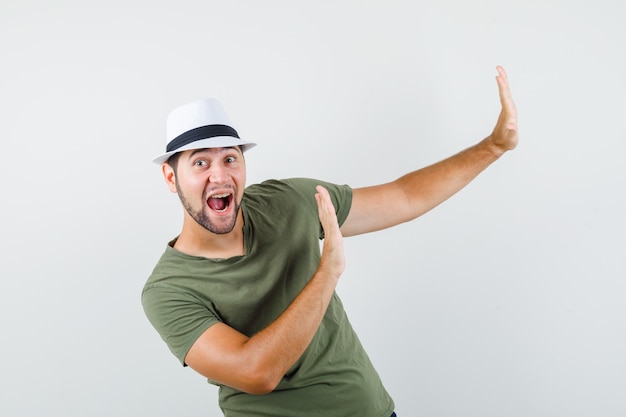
177,175,207,197
234,172,246,201
237,174,247,193
236,167,246,183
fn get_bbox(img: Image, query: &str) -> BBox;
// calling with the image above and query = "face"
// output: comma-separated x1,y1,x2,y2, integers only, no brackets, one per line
164,147,246,235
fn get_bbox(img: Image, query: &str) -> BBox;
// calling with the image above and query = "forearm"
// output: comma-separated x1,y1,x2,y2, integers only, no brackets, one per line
396,136,504,220
342,137,507,236
185,266,339,395
242,267,339,391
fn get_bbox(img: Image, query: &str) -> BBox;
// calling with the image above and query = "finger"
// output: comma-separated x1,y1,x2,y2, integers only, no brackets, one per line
317,185,341,232
496,68,512,105
496,65,508,83
495,66,517,119
315,185,329,210
315,185,333,221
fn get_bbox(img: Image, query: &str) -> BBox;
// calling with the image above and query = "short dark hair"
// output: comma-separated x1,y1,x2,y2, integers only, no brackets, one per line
165,152,182,173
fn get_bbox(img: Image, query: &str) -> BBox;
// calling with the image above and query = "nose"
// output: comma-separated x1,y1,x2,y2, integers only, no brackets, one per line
208,162,227,183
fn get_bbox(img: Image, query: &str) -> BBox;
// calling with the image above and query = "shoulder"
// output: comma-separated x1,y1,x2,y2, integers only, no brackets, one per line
144,244,192,285
142,244,212,301
245,178,352,202
244,178,353,226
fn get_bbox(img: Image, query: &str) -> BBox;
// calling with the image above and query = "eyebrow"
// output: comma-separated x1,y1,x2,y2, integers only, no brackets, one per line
188,147,240,159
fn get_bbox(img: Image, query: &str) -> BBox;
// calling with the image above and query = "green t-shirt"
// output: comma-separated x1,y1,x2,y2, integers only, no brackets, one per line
142,178,395,417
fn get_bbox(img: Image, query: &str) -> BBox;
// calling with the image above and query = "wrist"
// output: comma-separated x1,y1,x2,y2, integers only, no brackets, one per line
482,135,509,159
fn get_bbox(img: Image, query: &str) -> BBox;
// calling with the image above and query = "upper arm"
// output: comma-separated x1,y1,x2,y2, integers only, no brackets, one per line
340,182,411,237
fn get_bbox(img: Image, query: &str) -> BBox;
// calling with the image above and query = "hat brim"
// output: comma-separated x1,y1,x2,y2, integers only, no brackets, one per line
152,136,257,164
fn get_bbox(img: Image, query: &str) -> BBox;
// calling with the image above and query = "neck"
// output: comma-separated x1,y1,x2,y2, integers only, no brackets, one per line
174,211,245,259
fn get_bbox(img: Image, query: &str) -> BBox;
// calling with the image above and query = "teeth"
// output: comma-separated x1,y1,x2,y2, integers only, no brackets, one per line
211,193,229,199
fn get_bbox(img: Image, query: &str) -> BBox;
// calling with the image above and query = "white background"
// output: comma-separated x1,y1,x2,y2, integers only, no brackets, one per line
1,1,625,416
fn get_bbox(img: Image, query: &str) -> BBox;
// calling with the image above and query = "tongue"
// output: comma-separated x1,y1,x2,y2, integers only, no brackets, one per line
208,197,227,211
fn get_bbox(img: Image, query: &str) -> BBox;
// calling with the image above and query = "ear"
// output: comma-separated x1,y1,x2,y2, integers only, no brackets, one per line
161,163,178,193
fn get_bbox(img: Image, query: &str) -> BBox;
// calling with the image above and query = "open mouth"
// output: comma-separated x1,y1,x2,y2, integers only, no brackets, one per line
207,193,233,213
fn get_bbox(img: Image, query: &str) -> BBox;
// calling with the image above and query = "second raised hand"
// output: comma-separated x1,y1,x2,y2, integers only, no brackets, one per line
315,185,345,281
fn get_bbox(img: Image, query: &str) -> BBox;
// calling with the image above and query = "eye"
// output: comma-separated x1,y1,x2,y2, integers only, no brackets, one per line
193,159,208,167
225,156,236,163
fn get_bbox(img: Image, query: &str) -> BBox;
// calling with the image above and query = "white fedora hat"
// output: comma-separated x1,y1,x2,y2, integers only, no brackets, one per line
152,98,257,164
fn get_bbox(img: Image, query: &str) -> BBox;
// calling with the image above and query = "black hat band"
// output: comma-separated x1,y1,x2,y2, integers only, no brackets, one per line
166,124,240,153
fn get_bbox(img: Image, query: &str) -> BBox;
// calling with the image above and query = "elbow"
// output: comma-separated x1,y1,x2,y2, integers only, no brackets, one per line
242,367,282,395
246,375,280,395
243,381,278,395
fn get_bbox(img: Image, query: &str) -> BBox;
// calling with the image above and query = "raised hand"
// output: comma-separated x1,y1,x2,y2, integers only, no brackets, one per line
489,65,519,154
315,185,345,280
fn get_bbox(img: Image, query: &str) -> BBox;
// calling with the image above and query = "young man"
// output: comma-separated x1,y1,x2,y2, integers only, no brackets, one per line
142,66,518,417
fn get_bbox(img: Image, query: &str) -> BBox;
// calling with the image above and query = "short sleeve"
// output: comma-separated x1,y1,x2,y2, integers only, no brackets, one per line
142,284,221,366
278,178,353,238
